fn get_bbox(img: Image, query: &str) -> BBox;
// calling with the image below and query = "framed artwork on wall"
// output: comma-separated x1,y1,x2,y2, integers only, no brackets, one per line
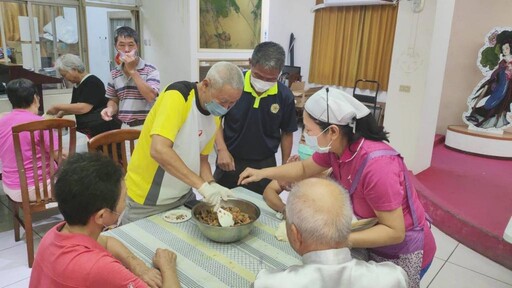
199,0,262,51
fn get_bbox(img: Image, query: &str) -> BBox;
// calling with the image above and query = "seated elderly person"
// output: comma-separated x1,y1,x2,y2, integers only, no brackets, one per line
253,178,408,288
46,54,120,138
30,153,180,288
0,78,59,202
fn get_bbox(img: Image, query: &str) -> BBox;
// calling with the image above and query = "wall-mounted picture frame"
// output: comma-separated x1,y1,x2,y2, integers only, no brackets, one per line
199,0,262,51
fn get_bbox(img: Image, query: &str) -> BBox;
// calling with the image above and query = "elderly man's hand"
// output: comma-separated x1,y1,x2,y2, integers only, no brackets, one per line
216,149,235,171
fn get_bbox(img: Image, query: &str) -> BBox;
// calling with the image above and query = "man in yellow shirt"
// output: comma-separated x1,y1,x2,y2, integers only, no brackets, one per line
123,62,244,223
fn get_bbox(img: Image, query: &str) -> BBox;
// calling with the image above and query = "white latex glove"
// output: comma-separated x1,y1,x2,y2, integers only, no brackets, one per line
197,182,221,211
210,182,234,200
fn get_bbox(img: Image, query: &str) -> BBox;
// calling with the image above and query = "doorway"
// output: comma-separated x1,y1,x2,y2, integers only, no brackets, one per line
86,7,134,85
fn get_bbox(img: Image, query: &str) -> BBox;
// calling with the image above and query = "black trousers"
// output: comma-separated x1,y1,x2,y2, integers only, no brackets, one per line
213,156,276,195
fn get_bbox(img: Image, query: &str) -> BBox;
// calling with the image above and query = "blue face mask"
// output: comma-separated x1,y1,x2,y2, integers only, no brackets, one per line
205,100,228,116
298,143,315,160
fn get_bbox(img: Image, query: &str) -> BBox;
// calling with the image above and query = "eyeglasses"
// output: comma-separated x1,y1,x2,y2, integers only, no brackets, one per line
103,209,122,231
108,209,121,217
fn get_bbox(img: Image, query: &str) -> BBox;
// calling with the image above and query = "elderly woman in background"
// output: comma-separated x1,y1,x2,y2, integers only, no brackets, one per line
46,54,120,138
239,88,436,288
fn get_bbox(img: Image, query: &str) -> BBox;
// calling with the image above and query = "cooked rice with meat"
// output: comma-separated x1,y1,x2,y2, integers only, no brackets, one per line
196,206,251,226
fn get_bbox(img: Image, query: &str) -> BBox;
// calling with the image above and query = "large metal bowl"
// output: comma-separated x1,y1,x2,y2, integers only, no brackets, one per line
191,198,260,243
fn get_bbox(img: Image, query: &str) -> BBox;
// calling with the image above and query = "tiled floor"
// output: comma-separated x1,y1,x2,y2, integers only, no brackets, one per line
0,130,511,287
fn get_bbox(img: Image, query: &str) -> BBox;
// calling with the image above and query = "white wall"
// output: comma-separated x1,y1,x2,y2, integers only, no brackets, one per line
140,0,191,85
0,98,12,113
86,7,119,85
0,92,72,114
385,0,456,173
267,0,315,85
140,0,314,83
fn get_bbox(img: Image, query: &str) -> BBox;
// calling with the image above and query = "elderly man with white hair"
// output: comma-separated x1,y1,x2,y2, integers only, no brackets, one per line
46,54,120,138
122,61,244,223
253,178,408,288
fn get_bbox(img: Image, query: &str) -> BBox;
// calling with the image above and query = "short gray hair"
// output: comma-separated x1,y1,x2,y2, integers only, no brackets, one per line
55,54,85,74
286,178,353,246
251,41,285,71
205,61,244,91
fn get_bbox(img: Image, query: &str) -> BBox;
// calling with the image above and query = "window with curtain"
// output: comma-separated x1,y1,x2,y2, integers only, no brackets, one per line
309,2,398,91
0,2,29,64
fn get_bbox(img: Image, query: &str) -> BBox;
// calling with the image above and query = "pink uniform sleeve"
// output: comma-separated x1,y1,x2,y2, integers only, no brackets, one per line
312,152,332,168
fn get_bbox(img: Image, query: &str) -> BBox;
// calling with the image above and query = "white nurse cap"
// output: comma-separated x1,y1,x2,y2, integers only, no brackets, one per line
304,87,371,130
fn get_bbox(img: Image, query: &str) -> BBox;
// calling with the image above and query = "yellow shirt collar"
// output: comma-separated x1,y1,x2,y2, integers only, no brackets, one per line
244,70,278,108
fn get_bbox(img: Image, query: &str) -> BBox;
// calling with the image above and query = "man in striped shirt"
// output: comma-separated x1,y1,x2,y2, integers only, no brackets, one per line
101,26,160,128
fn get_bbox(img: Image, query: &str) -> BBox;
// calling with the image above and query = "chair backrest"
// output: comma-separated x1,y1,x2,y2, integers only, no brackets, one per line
353,79,380,117
11,119,76,206
290,81,305,103
87,129,141,171
290,81,305,92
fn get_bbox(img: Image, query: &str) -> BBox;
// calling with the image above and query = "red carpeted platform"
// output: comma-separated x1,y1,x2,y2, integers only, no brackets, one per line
412,135,512,269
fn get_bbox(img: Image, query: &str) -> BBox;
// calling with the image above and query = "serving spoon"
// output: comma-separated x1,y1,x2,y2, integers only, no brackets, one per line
217,207,235,227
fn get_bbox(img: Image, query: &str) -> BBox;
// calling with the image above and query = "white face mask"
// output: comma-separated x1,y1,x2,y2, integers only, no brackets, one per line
303,127,332,154
250,74,276,92
114,49,137,66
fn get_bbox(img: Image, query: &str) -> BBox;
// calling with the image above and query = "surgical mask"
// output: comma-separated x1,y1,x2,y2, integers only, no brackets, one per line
303,127,332,154
205,100,229,116
103,209,124,231
114,49,137,65
250,74,276,92
298,143,315,160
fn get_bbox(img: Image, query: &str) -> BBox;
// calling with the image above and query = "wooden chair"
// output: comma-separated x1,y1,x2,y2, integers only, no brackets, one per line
353,79,380,117
291,81,306,106
9,118,76,267
87,129,141,172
